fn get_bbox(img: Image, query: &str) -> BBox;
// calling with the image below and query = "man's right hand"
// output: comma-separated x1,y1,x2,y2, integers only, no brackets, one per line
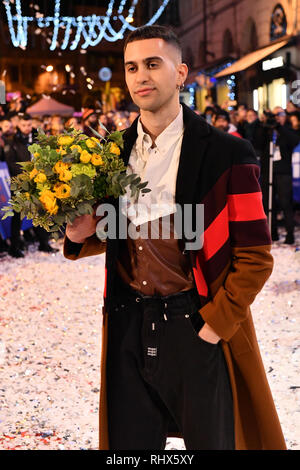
65,212,103,244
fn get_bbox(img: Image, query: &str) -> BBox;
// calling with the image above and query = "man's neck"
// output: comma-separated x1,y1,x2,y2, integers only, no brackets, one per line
139,100,181,145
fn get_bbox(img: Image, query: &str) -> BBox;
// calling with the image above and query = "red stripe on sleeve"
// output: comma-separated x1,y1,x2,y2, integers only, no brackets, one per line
193,256,208,298
228,192,266,222
203,204,229,260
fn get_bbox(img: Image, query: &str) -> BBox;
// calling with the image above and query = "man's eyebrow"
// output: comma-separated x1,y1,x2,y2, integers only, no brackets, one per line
124,56,163,66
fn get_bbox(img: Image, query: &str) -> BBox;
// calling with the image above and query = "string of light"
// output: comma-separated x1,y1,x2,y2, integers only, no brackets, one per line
3,0,171,50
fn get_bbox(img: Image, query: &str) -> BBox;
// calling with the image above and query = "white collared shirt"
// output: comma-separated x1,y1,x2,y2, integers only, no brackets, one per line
120,106,184,226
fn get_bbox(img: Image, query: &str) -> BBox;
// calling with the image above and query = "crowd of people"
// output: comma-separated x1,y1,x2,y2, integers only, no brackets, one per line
199,99,300,245
0,95,299,259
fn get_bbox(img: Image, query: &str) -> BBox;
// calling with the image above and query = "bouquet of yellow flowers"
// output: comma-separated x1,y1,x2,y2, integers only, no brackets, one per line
1,127,150,240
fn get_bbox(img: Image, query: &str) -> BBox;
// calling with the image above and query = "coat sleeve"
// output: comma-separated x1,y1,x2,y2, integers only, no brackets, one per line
63,233,106,260
200,138,274,341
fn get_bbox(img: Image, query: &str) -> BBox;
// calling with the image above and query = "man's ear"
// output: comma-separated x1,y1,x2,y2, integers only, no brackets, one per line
178,63,189,86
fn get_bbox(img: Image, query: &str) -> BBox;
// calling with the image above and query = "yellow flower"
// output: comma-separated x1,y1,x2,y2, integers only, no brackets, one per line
54,183,71,199
80,149,91,163
57,146,67,156
33,152,40,158
59,168,73,182
70,145,82,153
86,138,98,149
25,192,30,200
57,136,74,147
29,168,39,179
91,153,103,166
110,142,120,155
39,190,58,215
54,161,69,174
34,172,47,184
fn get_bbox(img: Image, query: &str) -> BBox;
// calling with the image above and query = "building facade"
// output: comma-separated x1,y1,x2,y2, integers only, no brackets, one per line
175,0,300,112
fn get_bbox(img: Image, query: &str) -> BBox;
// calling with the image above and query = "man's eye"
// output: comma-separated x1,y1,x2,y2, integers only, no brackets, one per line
127,66,136,73
148,63,158,68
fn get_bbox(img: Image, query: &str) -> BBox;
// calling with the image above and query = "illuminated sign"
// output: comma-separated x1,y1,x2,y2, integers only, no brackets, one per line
262,56,284,71
4,0,171,51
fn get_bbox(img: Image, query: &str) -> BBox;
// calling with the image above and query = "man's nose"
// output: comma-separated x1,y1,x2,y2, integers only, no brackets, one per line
135,67,150,84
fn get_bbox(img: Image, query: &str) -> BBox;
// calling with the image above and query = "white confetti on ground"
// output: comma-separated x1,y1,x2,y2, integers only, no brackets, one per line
0,227,299,450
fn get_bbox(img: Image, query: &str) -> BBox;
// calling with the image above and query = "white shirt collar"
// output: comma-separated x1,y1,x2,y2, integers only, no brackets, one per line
136,105,184,158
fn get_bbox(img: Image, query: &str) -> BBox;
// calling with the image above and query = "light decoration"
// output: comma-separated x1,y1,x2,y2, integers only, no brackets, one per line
227,74,236,109
3,0,171,50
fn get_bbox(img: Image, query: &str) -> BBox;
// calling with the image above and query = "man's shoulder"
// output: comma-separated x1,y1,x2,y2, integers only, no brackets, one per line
207,125,257,165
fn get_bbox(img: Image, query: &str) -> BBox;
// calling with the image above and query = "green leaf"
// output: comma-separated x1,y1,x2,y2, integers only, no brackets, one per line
108,130,124,149
1,211,14,219
88,125,105,139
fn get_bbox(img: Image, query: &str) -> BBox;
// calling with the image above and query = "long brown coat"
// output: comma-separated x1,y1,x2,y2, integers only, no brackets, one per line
63,104,287,450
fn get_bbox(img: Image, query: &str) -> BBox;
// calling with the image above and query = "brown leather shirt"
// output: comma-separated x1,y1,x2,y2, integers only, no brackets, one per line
116,213,195,296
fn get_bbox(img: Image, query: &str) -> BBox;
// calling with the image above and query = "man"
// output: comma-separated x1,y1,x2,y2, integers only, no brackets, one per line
63,26,286,450
214,110,242,138
236,103,248,137
289,110,300,132
269,107,300,244
82,109,99,137
243,109,267,162
4,113,58,257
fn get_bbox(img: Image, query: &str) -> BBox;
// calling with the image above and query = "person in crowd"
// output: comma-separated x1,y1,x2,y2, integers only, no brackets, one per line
50,114,64,135
31,117,43,131
202,106,215,125
213,110,242,138
0,118,14,141
65,116,83,132
42,114,52,134
286,100,300,115
289,111,300,133
267,106,300,244
236,103,248,137
114,111,130,131
243,109,268,162
82,109,99,137
4,113,58,257
6,111,19,133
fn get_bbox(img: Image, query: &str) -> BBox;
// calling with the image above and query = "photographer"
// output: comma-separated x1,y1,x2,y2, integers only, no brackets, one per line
262,107,300,244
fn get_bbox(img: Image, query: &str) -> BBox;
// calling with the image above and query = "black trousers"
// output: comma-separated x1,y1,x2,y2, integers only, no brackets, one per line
106,276,235,450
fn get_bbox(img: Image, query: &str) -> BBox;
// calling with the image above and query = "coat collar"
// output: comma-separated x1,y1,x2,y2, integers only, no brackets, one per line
121,102,211,205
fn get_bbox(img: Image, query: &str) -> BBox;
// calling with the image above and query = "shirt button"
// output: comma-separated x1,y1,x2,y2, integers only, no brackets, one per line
142,281,147,286
138,246,143,251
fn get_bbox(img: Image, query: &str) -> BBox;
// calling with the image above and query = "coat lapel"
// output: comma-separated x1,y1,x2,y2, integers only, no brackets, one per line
175,103,211,206
121,103,212,206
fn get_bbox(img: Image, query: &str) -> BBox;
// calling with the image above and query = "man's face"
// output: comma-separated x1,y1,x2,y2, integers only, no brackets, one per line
1,120,13,135
247,110,257,124
87,114,98,124
10,115,19,129
238,106,247,120
214,117,229,132
273,107,286,126
18,119,33,135
124,38,187,113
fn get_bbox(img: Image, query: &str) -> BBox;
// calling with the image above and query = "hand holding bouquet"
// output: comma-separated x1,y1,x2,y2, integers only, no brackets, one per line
1,127,150,240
